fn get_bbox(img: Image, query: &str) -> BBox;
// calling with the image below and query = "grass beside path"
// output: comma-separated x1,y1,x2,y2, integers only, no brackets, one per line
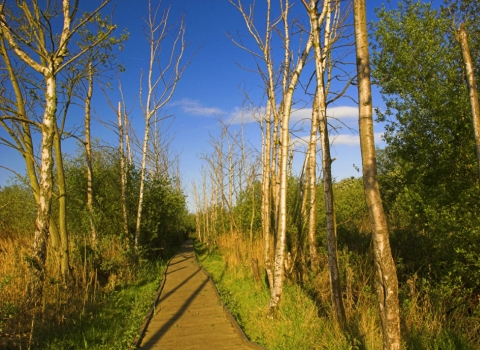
194,240,351,350
39,258,170,350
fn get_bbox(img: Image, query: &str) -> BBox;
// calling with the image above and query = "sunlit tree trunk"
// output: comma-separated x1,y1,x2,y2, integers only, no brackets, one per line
269,32,313,315
0,38,62,254
117,101,130,249
354,0,401,348
85,62,97,245
192,180,202,241
307,90,320,274
53,124,70,282
202,168,210,243
28,72,57,304
305,0,346,327
458,23,480,185
262,101,274,289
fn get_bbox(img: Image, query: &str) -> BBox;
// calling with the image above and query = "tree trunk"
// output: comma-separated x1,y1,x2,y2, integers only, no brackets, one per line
354,0,401,348
307,90,319,274
53,125,71,283
458,23,480,185
0,38,62,258
28,73,57,306
262,101,274,289
307,0,347,327
318,90,346,327
134,121,150,250
85,62,97,245
117,102,130,249
269,34,313,314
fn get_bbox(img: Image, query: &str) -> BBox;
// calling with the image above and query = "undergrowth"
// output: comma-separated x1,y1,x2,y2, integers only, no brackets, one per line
39,260,165,350
0,233,178,350
195,235,476,350
195,240,350,350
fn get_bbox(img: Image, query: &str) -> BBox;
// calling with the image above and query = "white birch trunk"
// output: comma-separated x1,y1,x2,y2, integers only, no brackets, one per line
118,102,130,248
28,73,57,304
306,0,346,327
354,0,401,347
85,62,97,245
458,23,480,185
269,34,313,314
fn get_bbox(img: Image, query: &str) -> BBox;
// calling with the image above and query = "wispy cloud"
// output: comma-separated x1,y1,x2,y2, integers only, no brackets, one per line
291,106,359,122
171,98,223,116
331,132,385,146
170,100,374,135
228,106,256,124
292,132,384,148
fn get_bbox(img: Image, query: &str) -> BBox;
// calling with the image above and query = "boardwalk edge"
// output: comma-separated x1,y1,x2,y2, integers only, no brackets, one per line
129,253,175,350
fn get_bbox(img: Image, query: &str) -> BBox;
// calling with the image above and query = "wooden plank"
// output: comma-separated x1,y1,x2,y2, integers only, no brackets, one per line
137,240,264,350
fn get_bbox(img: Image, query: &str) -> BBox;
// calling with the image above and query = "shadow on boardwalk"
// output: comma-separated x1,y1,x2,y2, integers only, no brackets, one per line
137,239,264,350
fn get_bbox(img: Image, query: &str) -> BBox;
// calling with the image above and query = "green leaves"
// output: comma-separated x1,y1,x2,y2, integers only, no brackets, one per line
372,0,480,304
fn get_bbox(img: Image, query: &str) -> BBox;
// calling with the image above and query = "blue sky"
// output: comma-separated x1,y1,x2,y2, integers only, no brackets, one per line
0,0,387,210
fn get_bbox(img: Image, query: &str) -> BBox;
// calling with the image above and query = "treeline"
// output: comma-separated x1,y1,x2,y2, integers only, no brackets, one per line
195,0,480,348
0,1,192,348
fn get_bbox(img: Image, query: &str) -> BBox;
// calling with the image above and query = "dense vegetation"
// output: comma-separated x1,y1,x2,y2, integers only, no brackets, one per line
1,0,480,349
193,1,480,349
0,1,192,347
196,174,478,349
0,147,192,348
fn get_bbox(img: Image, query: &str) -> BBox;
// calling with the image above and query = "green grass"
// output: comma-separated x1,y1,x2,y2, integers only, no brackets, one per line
195,241,352,350
195,239,478,350
38,260,166,350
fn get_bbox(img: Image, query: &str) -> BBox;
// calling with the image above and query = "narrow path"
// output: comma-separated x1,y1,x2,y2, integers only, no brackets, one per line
138,239,262,350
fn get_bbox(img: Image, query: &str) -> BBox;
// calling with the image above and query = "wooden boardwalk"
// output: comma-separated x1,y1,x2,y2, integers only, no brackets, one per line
136,240,263,350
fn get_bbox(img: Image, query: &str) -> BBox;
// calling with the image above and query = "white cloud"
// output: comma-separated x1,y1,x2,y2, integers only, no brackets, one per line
330,133,360,146
171,98,223,116
328,106,360,119
170,100,378,137
228,107,256,124
331,132,384,146
170,98,259,124
292,132,384,148
291,106,359,122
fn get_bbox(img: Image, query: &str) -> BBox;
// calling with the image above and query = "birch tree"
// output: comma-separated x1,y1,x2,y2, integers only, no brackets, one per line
134,0,187,250
269,1,313,314
0,37,64,258
230,0,313,313
228,0,279,290
353,0,401,347
0,0,116,305
303,0,349,327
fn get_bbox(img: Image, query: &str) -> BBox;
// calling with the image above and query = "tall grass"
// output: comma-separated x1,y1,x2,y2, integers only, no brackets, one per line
196,237,352,349
0,232,174,349
40,260,165,350
196,233,476,349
